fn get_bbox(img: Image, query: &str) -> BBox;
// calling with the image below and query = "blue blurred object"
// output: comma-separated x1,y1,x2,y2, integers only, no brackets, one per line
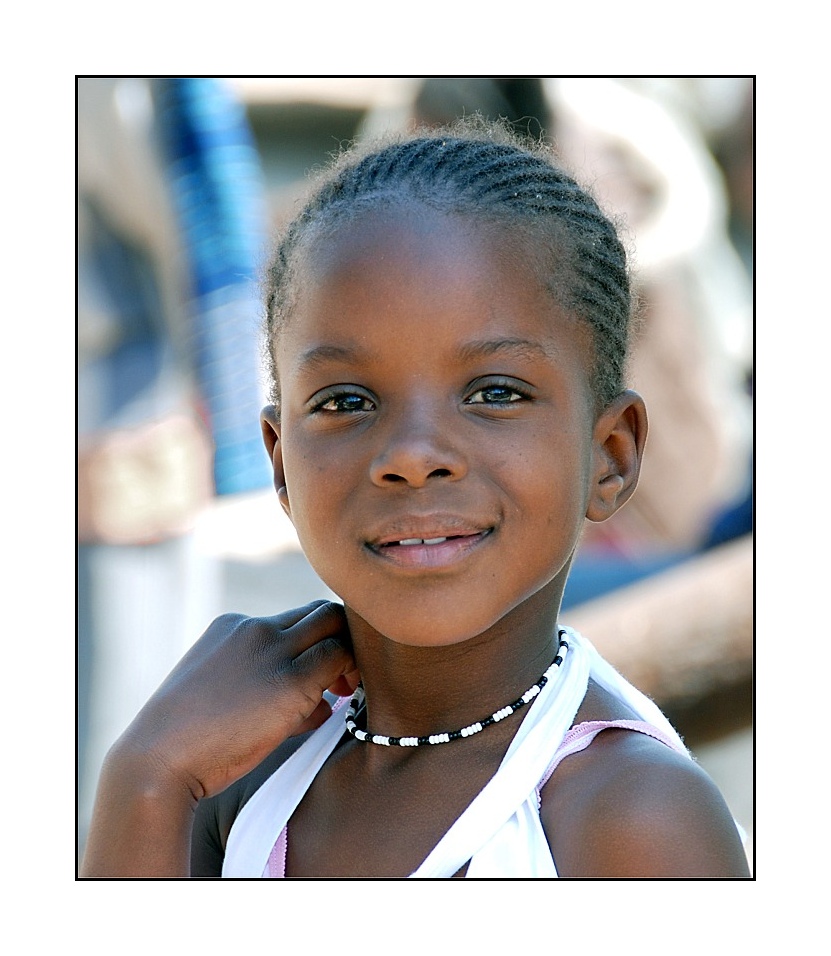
702,471,753,551
156,77,271,495
561,551,689,610
80,200,169,424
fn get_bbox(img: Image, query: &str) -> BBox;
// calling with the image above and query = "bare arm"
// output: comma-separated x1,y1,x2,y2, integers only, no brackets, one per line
541,729,750,878
81,601,358,878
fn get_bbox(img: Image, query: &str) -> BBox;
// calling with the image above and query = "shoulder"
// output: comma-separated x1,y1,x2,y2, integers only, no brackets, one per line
190,731,313,877
539,685,749,878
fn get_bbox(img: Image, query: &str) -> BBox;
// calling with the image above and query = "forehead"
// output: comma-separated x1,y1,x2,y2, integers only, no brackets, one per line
301,201,514,294
277,201,590,377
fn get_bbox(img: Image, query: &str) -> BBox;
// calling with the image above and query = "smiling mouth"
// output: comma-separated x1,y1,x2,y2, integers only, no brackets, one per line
374,529,490,547
387,535,466,547
368,530,492,568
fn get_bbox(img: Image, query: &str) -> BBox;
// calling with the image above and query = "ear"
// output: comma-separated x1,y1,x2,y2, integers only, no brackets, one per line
260,405,292,521
585,390,648,523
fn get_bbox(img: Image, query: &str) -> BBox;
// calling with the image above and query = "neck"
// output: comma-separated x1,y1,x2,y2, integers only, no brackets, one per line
343,583,563,739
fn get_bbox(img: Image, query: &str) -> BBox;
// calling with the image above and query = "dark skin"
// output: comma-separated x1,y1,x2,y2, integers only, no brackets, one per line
82,202,749,878
191,672,746,878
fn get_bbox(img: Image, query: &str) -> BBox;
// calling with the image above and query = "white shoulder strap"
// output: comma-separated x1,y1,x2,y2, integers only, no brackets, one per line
222,698,347,877
411,627,592,878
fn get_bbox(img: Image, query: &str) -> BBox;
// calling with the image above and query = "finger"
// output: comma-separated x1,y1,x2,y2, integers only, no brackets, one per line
288,634,357,696
258,599,335,631
327,669,361,699
280,601,350,654
293,697,335,736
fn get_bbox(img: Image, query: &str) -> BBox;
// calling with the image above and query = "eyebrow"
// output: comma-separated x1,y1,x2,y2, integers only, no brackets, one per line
294,336,556,376
295,343,371,374
455,337,557,364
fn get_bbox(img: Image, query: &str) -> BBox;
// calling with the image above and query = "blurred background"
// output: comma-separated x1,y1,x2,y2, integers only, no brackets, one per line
77,76,754,868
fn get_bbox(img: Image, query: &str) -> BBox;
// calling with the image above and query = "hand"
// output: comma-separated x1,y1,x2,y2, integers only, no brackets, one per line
115,600,359,801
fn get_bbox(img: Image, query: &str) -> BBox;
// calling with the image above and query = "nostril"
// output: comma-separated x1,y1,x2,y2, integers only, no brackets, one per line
381,467,452,484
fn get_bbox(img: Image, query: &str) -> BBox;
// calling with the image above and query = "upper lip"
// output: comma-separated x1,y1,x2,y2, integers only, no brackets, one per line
367,515,494,547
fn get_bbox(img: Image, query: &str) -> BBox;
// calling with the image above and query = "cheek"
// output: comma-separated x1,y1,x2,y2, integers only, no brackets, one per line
283,456,329,522
281,436,355,551
516,437,592,535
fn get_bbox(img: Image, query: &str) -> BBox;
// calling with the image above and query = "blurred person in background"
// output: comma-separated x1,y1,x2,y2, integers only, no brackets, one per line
77,76,272,854
544,78,752,604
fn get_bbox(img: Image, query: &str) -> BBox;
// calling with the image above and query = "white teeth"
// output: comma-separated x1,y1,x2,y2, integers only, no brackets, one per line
397,537,448,546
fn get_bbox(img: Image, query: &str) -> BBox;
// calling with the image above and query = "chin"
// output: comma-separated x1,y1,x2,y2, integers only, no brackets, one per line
342,597,512,649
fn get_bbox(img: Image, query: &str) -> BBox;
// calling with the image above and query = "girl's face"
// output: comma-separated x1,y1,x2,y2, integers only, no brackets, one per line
269,203,603,647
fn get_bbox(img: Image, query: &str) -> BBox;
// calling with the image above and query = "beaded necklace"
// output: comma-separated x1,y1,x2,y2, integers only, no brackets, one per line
345,631,569,746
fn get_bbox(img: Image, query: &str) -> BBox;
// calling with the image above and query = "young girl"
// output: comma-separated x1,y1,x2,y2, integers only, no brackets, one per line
81,119,750,879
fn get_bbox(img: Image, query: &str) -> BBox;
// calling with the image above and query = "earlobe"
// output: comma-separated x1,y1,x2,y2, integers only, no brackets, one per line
260,405,292,520
585,390,648,523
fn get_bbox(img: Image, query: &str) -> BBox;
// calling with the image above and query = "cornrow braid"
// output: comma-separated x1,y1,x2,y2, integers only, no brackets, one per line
264,116,634,411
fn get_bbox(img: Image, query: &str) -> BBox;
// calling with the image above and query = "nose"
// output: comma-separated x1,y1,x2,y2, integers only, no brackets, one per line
369,404,468,488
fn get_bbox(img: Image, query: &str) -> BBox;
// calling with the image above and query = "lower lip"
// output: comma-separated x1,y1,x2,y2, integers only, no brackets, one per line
369,531,491,570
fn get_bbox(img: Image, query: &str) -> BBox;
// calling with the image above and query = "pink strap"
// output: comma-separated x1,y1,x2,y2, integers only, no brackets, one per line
265,823,288,878
264,696,351,879
535,719,685,800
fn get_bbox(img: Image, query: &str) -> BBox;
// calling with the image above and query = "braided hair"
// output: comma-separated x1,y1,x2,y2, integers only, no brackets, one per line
264,117,635,412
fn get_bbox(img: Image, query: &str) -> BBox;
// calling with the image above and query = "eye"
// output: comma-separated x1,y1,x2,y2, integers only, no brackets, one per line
466,382,529,405
311,390,376,414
